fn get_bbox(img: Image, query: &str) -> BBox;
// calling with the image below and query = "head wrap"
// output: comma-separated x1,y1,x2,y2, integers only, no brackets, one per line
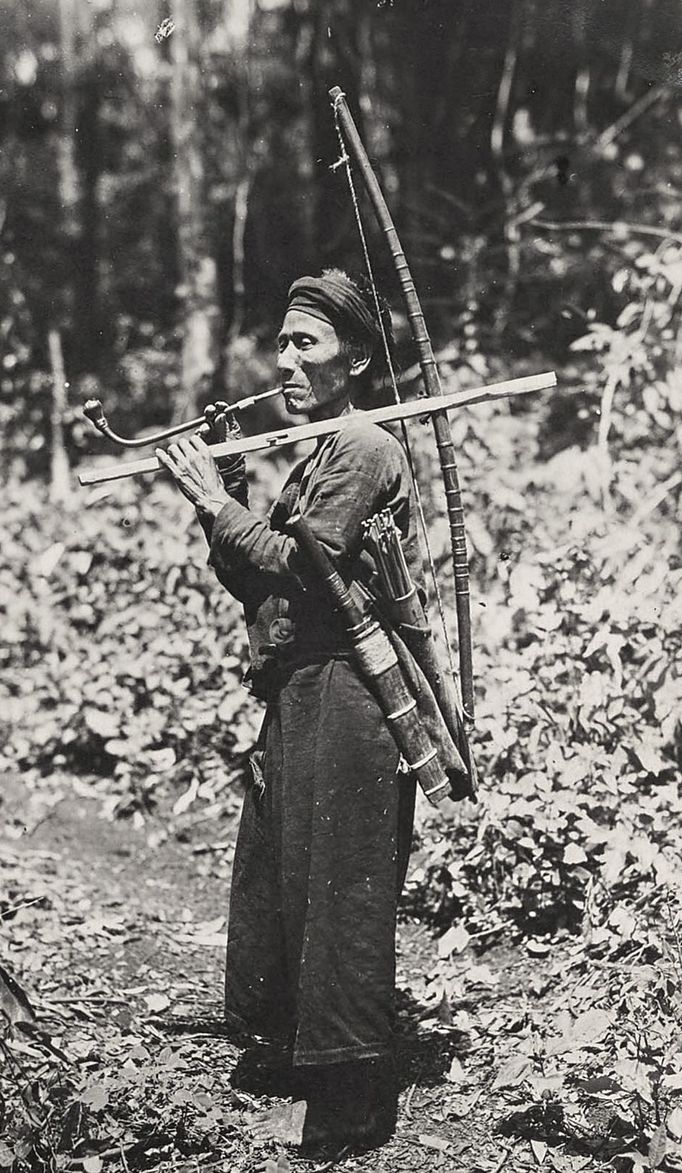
286,272,382,344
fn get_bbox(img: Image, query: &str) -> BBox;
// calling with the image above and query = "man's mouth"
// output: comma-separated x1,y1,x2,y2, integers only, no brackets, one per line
282,385,308,405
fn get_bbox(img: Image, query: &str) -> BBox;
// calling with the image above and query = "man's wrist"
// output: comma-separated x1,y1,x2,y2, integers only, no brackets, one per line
195,490,230,520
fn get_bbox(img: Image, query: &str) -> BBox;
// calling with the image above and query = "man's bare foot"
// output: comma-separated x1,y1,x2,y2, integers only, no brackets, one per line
246,1099,307,1146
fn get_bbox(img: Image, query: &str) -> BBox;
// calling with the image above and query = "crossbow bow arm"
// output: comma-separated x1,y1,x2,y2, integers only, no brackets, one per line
329,85,475,725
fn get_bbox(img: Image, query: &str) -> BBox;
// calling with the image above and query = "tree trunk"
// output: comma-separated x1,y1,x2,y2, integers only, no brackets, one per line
56,0,100,373
170,0,219,419
48,328,72,504
223,0,254,372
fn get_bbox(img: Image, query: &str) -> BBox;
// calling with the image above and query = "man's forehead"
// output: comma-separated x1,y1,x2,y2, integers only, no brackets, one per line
278,309,339,339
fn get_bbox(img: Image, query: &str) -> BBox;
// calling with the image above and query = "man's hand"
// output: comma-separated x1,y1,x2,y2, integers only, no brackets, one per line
195,402,248,499
195,401,232,445
155,435,230,516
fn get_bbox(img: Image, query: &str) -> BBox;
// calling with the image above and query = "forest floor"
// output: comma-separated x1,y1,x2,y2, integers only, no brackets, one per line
1,772,645,1173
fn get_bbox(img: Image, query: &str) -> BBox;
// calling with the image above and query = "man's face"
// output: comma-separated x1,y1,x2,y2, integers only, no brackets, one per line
276,310,352,421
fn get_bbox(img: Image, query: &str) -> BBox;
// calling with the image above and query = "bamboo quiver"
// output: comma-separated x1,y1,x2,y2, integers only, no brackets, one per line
288,515,452,805
363,512,477,796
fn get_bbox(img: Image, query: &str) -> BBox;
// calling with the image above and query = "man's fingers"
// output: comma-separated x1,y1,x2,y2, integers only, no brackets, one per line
167,437,202,464
156,444,192,473
186,433,212,454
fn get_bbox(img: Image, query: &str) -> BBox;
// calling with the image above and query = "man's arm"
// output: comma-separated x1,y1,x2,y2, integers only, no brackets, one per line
156,422,404,593
207,422,401,586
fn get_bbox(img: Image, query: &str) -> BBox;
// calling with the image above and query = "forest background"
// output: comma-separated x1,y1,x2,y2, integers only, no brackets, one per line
1,1,682,1172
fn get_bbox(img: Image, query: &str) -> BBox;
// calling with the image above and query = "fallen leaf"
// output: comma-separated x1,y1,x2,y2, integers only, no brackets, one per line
0,964,36,1025
193,916,225,935
545,1008,613,1056
466,963,499,985
263,1157,291,1173
492,1055,532,1089
82,1158,103,1173
438,923,470,958
419,1134,451,1152
173,777,200,816
84,708,120,741
668,1106,682,1139
79,1085,109,1112
614,1152,648,1173
649,1122,667,1169
145,993,171,1013
183,932,226,947
531,1140,548,1164
446,1056,466,1084
526,939,552,957
36,542,65,577
528,1074,565,1096
563,843,588,865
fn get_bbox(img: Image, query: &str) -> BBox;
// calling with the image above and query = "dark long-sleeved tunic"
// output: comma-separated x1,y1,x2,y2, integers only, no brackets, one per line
206,414,422,1066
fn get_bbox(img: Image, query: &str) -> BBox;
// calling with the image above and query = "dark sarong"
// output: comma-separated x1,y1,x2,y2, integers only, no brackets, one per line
225,658,416,1067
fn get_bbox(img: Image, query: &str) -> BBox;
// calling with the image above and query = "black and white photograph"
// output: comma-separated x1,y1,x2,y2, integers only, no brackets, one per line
1,1,681,1170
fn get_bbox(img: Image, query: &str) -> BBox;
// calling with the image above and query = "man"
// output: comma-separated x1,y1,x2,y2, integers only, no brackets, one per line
156,270,424,1152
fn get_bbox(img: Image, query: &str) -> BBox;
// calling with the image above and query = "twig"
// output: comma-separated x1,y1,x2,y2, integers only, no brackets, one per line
43,995,128,1006
530,219,682,248
404,1081,418,1119
663,890,682,987
630,472,682,526
68,1141,142,1169
1,896,47,917
0,1035,46,1128
597,84,669,149
597,372,618,503
492,1141,518,1173
309,1145,352,1172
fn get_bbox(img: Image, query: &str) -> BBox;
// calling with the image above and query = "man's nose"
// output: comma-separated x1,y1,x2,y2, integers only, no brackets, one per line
277,341,298,377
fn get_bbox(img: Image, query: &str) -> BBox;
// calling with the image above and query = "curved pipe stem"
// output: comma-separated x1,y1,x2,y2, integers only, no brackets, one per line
83,387,282,449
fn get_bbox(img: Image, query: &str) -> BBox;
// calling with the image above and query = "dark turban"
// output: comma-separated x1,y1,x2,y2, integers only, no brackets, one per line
286,273,382,344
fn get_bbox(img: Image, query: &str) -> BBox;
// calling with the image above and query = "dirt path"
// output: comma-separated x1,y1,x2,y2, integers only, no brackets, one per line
1,777,588,1173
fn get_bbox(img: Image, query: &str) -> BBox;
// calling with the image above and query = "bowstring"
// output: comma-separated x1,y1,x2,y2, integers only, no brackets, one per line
332,105,458,682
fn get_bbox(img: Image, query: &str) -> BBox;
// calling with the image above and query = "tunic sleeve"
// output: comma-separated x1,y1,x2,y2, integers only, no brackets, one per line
207,421,402,597
195,454,249,546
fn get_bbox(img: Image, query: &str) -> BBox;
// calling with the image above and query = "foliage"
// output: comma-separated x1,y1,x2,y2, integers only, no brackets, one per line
1,478,262,822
